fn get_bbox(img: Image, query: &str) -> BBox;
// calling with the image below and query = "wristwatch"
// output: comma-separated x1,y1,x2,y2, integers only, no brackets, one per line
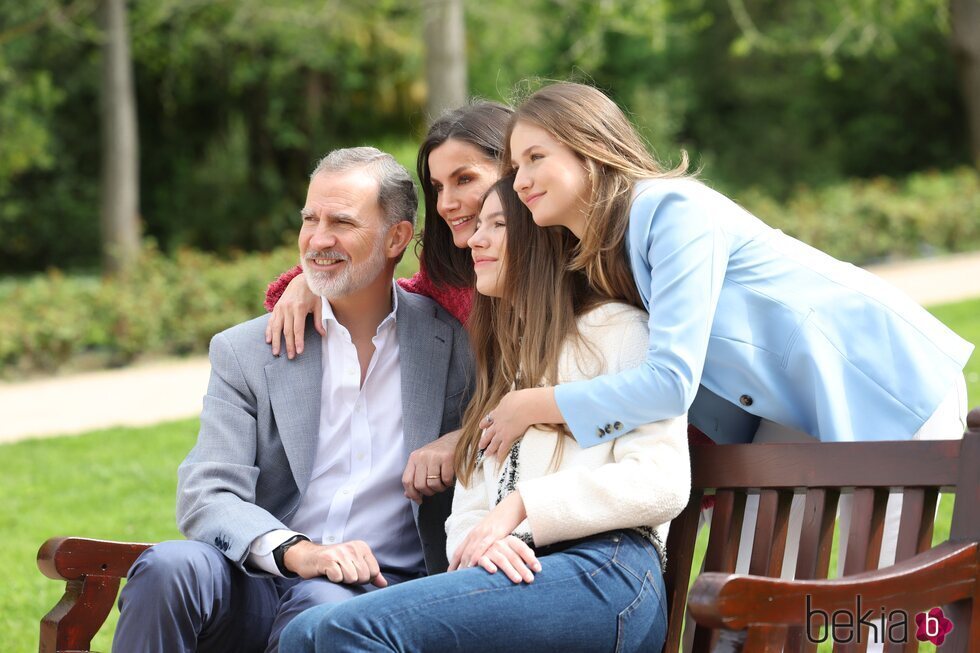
272,534,311,578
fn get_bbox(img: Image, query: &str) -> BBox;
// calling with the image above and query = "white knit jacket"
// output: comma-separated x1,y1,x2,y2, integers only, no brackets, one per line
445,302,692,562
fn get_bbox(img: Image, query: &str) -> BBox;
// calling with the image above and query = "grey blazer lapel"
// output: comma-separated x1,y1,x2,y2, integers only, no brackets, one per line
265,327,322,492
396,288,452,456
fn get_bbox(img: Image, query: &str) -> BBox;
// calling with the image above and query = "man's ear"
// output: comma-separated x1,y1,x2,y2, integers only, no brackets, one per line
387,221,415,258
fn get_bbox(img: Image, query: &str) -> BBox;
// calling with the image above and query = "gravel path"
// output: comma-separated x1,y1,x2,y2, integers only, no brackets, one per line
2,251,979,444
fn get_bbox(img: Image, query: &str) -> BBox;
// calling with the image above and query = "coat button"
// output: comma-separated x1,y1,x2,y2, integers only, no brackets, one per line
604,423,613,434
739,395,753,407
613,421,623,430
597,428,606,438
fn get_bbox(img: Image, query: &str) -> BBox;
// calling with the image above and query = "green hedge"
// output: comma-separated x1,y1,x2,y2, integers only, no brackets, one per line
0,245,295,375
737,168,980,265
1,169,977,375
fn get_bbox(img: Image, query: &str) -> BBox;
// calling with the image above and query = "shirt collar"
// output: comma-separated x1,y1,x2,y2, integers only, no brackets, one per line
320,281,399,335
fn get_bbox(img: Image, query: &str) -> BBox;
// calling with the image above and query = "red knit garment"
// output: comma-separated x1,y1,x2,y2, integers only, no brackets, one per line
264,263,472,325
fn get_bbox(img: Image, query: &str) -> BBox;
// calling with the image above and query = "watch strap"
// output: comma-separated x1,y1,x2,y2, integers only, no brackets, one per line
272,534,311,578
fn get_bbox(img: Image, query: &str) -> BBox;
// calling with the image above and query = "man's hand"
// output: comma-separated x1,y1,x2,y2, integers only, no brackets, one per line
402,429,462,503
282,539,388,587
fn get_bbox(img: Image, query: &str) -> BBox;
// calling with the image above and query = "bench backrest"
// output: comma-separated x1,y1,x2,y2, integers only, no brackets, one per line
663,418,980,652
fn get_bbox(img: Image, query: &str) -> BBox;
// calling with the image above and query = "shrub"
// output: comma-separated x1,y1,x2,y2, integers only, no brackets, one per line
1,168,977,375
735,168,980,265
0,245,297,375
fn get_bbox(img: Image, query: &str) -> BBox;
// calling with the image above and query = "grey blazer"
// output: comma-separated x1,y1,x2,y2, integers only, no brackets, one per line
176,287,474,574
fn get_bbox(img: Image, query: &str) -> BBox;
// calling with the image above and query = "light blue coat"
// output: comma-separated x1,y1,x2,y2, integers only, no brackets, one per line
555,178,973,447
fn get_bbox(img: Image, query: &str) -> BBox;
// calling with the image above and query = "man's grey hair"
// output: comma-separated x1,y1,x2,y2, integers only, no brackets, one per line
311,147,417,229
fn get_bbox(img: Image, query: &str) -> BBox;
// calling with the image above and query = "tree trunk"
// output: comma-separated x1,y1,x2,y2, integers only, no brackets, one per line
423,0,467,125
100,0,140,275
950,0,980,169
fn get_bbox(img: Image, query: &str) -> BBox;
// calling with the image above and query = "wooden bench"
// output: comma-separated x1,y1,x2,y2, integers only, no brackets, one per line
38,409,980,652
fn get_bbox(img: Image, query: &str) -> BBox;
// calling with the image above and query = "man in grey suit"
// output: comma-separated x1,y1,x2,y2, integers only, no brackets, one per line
113,147,474,653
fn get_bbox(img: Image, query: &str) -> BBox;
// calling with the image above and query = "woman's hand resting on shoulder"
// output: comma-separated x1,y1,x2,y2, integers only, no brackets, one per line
479,387,563,462
265,273,322,359
448,492,540,584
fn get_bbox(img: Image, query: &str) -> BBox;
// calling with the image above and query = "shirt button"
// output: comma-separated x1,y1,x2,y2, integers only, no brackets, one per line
740,395,753,407
604,423,613,434
613,421,623,430
597,428,606,438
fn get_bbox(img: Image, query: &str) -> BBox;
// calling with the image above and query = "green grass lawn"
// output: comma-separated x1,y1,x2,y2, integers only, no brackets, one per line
3,298,977,652
2,420,197,652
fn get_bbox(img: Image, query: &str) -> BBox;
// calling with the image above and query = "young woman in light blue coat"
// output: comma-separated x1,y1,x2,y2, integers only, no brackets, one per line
480,81,971,456
479,82,972,576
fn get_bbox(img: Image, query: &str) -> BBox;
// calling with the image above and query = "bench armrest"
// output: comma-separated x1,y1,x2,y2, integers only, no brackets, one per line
37,537,154,653
687,540,978,631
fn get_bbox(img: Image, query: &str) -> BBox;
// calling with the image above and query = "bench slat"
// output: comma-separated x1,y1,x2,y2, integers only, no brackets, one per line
663,490,703,653
787,488,840,652
843,488,888,577
893,487,938,565
690,440,961,490
749,489,793,578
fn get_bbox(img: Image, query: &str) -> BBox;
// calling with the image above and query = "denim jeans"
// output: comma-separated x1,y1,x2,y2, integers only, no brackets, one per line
279,530,667,653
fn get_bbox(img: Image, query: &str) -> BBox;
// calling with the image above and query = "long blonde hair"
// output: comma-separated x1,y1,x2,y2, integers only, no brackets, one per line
503,82,690,306
455,175,603,486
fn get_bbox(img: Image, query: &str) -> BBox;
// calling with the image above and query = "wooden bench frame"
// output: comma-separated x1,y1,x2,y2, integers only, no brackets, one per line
38,410,980,652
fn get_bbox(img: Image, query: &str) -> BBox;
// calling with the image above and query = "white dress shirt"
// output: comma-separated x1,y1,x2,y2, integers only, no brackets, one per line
248,288,425,576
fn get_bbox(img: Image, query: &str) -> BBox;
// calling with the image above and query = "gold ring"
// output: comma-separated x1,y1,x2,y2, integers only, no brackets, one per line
426,475,441,480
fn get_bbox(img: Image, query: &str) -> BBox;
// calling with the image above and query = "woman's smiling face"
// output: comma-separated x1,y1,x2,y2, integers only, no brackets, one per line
427,138,500,248
509,120,591,238
467,190,507,298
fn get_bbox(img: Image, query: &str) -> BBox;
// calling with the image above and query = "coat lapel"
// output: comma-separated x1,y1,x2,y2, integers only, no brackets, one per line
265,326,322,492
396,288,452,458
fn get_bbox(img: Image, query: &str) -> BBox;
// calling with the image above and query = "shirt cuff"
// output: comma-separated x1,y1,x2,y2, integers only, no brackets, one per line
247,529,305,577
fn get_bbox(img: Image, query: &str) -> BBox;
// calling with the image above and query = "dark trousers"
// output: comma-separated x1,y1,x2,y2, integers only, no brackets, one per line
113,540,413,653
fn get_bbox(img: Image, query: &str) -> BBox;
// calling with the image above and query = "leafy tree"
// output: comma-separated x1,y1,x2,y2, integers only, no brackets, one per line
0,0,971,273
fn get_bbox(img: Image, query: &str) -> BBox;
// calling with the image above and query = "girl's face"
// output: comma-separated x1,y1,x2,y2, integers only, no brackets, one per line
467,191,507,298
509,120,591,238
427,138,499,248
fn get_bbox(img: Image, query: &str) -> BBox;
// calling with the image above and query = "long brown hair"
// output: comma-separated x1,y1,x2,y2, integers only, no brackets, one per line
455,175,603,486
417,101,514,289
503,82,690,306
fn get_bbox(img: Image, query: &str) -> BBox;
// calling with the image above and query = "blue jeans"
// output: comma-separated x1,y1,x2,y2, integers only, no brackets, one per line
280,530,667,653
